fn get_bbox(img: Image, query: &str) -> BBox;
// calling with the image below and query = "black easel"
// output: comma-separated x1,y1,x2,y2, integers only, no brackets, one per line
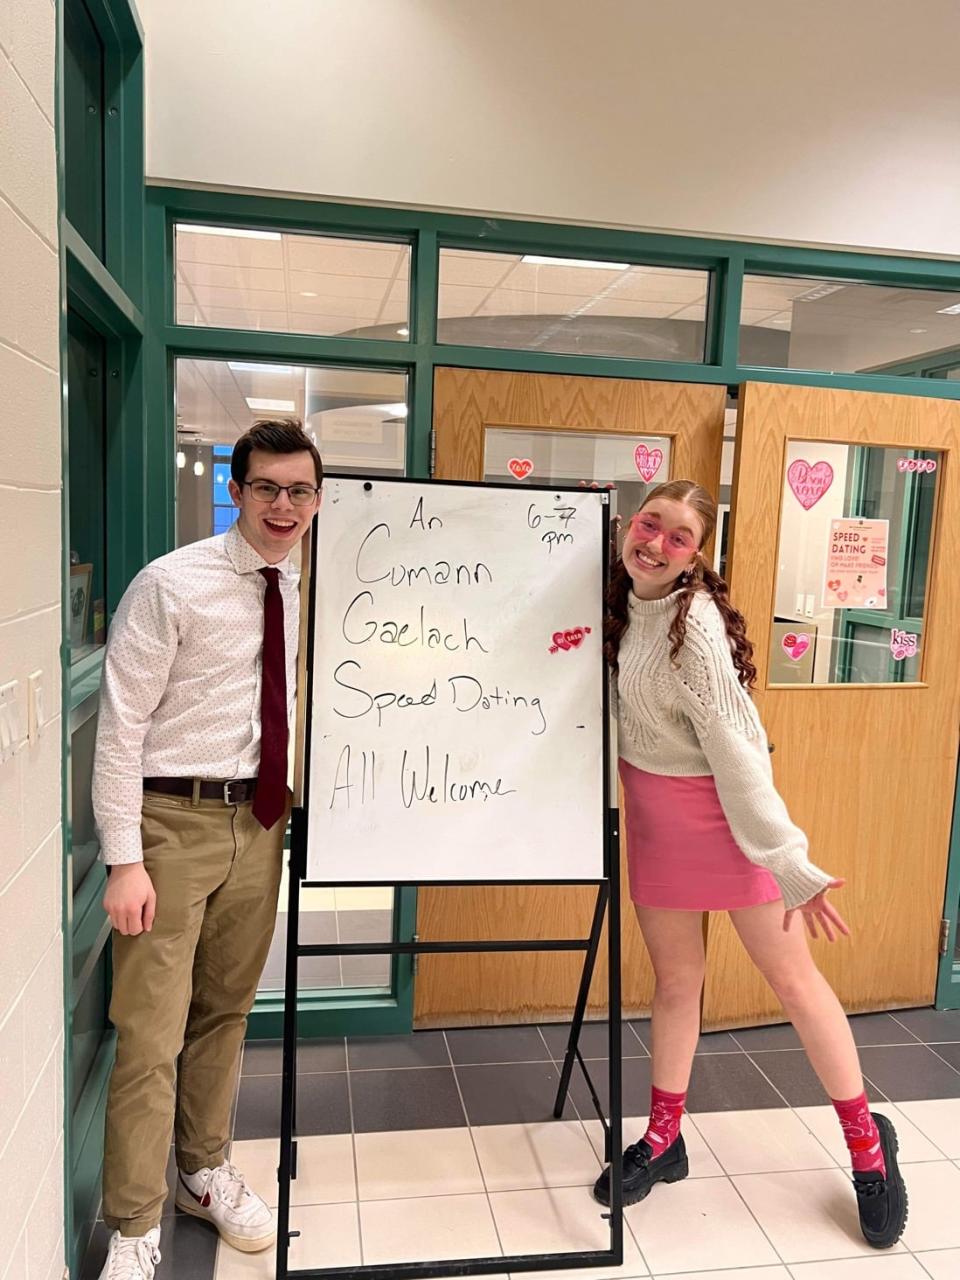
276,815,622,1280
275,478,622,1280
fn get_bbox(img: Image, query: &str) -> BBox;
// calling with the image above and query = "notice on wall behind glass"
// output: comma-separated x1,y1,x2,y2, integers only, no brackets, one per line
822,518,889,610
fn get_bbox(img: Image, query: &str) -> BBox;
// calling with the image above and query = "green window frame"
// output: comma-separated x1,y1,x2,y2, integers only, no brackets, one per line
144,186,960,1034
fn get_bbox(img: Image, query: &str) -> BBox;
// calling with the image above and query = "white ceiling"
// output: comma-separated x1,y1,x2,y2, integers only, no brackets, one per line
176,358,408,451
176,227,411,336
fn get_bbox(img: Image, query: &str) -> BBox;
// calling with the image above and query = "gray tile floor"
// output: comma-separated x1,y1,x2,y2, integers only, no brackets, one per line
79,1008,960,1279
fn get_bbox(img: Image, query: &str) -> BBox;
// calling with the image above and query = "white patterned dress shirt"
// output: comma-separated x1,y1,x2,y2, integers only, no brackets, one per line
93,522,301,864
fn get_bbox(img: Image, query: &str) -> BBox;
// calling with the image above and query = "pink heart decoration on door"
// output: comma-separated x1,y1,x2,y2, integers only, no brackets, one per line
787,460,834,510
634,444,664,483
508,458,534,480
781,632,810,661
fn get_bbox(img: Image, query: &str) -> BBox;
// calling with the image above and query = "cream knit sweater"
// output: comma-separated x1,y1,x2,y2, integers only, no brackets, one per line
616,587,831,910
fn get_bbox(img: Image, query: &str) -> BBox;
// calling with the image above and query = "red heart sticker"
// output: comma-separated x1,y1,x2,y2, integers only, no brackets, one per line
552,630,571,651
508,458,533,480
565,628,585,648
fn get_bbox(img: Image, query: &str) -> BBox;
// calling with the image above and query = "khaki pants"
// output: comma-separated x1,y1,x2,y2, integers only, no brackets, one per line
103,790,287,1235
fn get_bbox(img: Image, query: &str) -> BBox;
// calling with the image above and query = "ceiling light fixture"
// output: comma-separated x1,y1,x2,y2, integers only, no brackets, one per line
522,255,630,271
377,403,408,417
193,448,205,477
396,327,410,337
179,223,281,241
176,450,186,469
228,362,296,375
909,328,928,334
299,291,318,297
936,303,960,315
245,397,296,412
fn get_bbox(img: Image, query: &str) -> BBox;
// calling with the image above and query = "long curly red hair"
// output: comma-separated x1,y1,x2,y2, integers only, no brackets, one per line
603,479,757,689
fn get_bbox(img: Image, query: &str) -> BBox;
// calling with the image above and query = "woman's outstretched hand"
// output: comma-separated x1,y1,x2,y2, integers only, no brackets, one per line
783,878,850,942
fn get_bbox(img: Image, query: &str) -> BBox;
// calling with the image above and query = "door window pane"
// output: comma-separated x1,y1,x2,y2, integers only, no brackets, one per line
484,427,671,523
175,360,407,546
439,250,709,361
175,225,411,339
739,274,960,374
769,442,940,685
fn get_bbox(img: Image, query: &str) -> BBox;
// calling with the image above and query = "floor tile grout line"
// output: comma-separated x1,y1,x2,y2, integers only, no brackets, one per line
919,1041,960,1080
442,1030,507,1263
740,1051,801,1110
885,1099,953,1163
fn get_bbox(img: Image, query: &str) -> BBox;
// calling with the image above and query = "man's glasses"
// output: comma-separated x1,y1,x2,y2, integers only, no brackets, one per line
243,480,320,507
630,513,698,557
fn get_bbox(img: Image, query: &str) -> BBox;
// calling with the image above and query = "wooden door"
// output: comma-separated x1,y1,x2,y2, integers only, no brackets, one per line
415,368,726,1027
703,382,960,1029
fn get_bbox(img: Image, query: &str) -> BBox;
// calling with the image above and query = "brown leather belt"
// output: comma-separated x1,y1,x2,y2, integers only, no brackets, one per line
143,776,258,805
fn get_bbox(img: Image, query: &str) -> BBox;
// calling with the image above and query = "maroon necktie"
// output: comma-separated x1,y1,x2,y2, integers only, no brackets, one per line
253,567,288,830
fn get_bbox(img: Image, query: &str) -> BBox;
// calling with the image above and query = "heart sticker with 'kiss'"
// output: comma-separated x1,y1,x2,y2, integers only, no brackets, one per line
634,444,664,483
508,458,533,480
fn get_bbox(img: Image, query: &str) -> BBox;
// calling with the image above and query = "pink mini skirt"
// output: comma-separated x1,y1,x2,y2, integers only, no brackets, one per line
620,758,782,911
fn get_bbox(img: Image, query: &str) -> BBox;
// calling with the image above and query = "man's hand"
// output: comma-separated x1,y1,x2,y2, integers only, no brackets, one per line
783,877,850,942
103,863,157,936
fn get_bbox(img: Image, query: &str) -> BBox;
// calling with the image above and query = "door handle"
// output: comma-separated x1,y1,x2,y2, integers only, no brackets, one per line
768,743,775,753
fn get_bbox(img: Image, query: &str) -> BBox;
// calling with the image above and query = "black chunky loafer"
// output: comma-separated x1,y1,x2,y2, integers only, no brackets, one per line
593,1135,689,1207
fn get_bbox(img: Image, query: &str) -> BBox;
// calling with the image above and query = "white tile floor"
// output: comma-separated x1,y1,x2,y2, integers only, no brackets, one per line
214,1098,960,1279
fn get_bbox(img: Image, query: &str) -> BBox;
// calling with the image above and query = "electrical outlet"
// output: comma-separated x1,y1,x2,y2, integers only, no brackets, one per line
0,680,19,763
804,594,815,618
28,670,42,746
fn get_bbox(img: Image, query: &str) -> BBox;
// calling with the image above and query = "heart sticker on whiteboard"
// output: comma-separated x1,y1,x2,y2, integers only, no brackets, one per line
787,459,834,510
781,632,810,661
634,444,664,483
549,625,592,654
508,458,534,480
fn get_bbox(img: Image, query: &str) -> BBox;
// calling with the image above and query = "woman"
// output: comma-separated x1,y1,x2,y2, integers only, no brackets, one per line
594,479,906,1250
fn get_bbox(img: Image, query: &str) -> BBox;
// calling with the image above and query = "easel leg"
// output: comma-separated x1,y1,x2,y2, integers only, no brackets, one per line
553,882,609,1119
277,820,304,1280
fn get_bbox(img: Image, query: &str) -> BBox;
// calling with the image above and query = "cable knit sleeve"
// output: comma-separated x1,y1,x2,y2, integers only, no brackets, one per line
672,596,832,910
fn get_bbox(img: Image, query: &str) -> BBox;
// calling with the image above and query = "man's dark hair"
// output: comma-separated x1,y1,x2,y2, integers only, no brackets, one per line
231,417,324,488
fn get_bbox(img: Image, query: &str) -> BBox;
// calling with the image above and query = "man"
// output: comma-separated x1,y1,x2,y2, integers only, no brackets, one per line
92,419,322,1280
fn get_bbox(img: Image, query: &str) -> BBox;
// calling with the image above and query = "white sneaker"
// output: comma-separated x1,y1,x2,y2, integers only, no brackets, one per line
174,1162,276,1252
97,1227,161,1279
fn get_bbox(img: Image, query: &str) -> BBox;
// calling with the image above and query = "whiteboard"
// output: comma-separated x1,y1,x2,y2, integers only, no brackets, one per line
304,479,608,882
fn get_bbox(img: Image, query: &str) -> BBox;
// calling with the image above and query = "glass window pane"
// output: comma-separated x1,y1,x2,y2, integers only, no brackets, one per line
769,442,941,685
438,249,709,361
739,274,960,374
67,309,107,662
175,225,411,340
175,360,408,546
173,358,405,995
483,427,671,520
261,880,392,993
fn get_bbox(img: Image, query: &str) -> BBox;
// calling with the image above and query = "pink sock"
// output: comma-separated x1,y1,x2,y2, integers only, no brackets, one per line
832,1093,886,1176
642,1085,686,1156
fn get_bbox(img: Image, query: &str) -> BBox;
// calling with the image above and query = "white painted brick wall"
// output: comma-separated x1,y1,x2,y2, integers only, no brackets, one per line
0,1,66,1278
